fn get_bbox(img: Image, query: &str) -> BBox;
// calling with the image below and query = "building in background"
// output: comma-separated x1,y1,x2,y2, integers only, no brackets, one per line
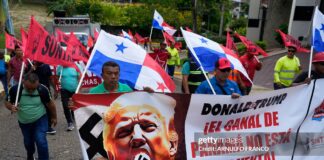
247,0,321,49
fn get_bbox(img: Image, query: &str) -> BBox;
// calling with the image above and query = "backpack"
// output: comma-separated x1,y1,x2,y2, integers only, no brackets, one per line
7,84,50,107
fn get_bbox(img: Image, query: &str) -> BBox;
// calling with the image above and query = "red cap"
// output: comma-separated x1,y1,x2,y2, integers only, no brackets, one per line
218,58,232,69
313,52,324,63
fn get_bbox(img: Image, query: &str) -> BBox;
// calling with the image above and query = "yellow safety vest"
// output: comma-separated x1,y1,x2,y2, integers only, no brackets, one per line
166,47,180,66
274,56,301,87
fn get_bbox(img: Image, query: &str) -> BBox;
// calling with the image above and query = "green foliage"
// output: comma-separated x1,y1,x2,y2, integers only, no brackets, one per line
236,43,246,56
256,40,267,50
229,17,247,31
0,34,4,48
275,23,288,46
47,0,76,16
213,36,227,45
235,27,246,36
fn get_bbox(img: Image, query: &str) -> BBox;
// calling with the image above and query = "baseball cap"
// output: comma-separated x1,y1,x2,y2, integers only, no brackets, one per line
218,58,232,70
312,52,324,63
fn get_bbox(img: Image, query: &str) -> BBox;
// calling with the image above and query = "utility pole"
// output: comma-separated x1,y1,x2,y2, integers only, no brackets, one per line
192,0,197,32
219,3,225,36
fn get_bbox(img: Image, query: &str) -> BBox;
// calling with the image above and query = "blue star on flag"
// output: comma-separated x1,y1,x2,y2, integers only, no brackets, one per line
116,42,127,53
320,24,324,31
200,38,208,44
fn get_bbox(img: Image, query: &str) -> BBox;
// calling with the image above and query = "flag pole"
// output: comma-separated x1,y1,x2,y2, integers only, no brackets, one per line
307,46,314,78
75,32,102,93
149,27,153,42
180,28,216,95
14,61,26,107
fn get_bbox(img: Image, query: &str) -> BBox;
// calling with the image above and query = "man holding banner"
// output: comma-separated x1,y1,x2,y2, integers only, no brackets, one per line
195,58,241,98
293,52,324,85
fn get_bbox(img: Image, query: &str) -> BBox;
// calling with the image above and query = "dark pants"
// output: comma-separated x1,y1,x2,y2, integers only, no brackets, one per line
167,65,175,78
19,114,49,160
273,83,287,90
245,86,252,95
60,89,74,124
0,74,8,96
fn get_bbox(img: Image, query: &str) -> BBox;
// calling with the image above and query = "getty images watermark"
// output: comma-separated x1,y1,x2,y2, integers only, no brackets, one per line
197,136,270,152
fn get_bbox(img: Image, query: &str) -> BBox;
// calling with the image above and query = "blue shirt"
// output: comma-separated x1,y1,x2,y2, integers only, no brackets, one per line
56,65,80,92
195,77,242,95
181,61,190,75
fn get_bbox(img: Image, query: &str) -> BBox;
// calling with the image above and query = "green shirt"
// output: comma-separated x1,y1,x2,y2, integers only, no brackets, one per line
18,89,46,124
57,65,80,92
181,61,190,75
89,82,133,94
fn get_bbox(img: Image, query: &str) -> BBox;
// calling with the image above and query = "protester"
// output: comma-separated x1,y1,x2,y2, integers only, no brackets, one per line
228,69,246,95
8,45,24,86
274,45,301,90
89,61,133,93
293,52,324,85
195,58,241,98
166,42,180,78
181,52,206,94
4,73,57,160
57,65,80,131
239,46,262,94
0,49,9,96
27,61,58,134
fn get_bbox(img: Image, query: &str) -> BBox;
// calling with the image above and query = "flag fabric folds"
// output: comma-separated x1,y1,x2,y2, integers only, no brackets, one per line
122,30,134,42
226,31,238,53
134,32,146,44
163,31,175,46
25,17,77,70
55,28,70,44
88,30,176,93
152,10,176,36
5,32,17,50
66,32,89,63
235,33,268,57
181,28,252,83
20,28,28,52
277,29,309,53
313,6,324,52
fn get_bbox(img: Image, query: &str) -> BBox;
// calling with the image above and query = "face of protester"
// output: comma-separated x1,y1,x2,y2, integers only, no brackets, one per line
102,66,120,86
215,67,231,82
23,80,39,94
314,62,324,75
287,47,296,59
170,43,175,49
103,104,177,160
160,43,166,50
15,48,23,58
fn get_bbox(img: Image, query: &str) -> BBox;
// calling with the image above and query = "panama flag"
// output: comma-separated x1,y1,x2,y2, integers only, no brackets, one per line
313,6,324,52
121,30,134,42
87,30,176,92
181,28,252,83
152,10,177,36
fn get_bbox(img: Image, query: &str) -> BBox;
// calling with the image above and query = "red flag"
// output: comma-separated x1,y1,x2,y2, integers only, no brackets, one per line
149,52,168,69
25,16,78,70
185,27,193,32
226,31,238,53
66,32,89,63
276,29,310,53
87,36,94,48
134,32,145,44
235,33,268,57
55,28,70,44
174,42,182,50
128,30,135,42
163,31,175,46
20,28,28,52
94,28,99,41
5,32,16,50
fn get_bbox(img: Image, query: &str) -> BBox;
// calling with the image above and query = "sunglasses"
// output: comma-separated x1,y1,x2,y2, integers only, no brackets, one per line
220,68,231,72
288,49,296,53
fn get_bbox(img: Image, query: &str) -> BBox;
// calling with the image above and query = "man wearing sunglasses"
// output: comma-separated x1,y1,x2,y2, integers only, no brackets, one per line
195,58,241,98
274,45,302,90
293,52,324,85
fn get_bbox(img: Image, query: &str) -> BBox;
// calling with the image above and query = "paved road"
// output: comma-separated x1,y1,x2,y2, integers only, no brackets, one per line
0,97,82,160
